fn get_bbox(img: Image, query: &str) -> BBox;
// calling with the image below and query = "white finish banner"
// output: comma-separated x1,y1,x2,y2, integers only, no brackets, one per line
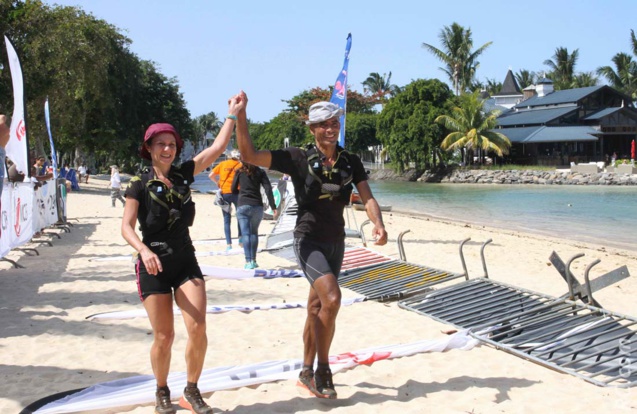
86,297,365,321
34,330,478,413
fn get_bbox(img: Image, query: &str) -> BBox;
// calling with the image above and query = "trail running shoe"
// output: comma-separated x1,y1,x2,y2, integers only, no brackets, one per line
154,388,175,414
296,368,317,394
314,367,337,399
179,386,213,414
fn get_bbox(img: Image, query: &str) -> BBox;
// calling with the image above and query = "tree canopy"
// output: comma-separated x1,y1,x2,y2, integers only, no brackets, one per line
377,79,454,172
0,0,192,171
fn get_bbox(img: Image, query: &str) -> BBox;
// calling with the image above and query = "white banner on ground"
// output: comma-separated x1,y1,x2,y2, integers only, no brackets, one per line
86,297,365,321
199,264,301,280
34,330,478,414
89,248,244,262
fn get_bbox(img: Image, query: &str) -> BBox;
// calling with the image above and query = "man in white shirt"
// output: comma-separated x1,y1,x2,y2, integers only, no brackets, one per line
109,165,125,207
78,164,87,183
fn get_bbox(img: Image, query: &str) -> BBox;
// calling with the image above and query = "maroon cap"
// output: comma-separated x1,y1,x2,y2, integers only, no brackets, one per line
140,123,184,160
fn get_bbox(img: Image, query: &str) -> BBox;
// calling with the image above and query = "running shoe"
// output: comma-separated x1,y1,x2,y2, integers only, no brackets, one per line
314,367,337,399
154,388,175,414
179,386,213,414
296,367,317,395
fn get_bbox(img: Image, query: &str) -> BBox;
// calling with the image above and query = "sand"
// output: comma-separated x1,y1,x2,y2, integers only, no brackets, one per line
0,175,635,413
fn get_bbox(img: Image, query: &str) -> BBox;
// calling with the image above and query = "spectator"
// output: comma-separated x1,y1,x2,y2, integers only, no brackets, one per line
108,165,126,207
78,163,87,183
209,149,242,250
231,161,276,269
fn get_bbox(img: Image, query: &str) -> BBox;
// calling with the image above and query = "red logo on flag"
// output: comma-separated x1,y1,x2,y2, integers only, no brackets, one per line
16,119,25,142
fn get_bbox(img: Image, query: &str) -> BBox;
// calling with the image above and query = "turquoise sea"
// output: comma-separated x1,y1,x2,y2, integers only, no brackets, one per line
192,173,637,252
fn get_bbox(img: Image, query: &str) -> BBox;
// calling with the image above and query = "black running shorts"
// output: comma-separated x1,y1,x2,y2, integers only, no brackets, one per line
293,237,345,285
135,245,203,300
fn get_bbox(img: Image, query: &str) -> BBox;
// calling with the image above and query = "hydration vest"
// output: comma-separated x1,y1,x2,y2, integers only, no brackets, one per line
297,144,354,207
131,166,196,239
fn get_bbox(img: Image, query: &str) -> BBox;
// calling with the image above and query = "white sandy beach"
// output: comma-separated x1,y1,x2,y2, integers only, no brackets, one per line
0,175,635,413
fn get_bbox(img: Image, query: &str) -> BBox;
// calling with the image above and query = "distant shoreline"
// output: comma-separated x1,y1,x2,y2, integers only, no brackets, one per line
369,168,637,185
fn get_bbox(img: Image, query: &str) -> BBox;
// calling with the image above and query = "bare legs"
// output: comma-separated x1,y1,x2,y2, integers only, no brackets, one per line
143,279,208,386
175,279,208,382
303,274,341,366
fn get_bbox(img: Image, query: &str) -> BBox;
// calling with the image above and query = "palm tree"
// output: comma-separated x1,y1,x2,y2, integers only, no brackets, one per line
544,47,579,89
361,72,400,104
597,30,637,100
572,71,599,88
597,53,637,99
435,92,511,165
193,112,223,151
422,22,493,96
515,69,537,89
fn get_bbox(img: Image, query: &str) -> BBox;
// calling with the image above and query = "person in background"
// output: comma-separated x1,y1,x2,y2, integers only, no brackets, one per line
121,94,243,414
31,155,53,187
235,94,388,399
209,149,242,250
108,165,126,207
78,163,87,183
231,161,277,269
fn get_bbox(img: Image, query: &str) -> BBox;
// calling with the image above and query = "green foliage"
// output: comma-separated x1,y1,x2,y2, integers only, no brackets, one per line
254,111,309,150
377,79,454,172
283,86,376,121
345,112,379,153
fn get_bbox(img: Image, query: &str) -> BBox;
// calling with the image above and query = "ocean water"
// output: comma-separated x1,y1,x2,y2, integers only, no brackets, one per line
192,173,637,252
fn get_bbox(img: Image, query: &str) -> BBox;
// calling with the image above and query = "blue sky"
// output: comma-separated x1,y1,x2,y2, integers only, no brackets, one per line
45,0,637,123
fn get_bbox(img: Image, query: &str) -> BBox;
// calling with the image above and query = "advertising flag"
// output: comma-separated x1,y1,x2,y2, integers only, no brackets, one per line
4,35,30,177
44,98,59,179
330,33,352,148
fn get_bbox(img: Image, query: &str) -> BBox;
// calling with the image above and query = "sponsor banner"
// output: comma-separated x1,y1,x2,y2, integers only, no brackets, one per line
0,181,58,259
0,182,12,257
4,35,29,176
11,182,35,246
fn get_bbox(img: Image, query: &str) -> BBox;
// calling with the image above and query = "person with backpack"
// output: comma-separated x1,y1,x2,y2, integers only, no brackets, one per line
121,93,244,414
235,95,388,399
209,149,242,250
231,161,277,269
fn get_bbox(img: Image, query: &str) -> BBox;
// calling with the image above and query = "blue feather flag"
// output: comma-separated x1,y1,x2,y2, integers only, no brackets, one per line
44,97,59,179
330,33,351,148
